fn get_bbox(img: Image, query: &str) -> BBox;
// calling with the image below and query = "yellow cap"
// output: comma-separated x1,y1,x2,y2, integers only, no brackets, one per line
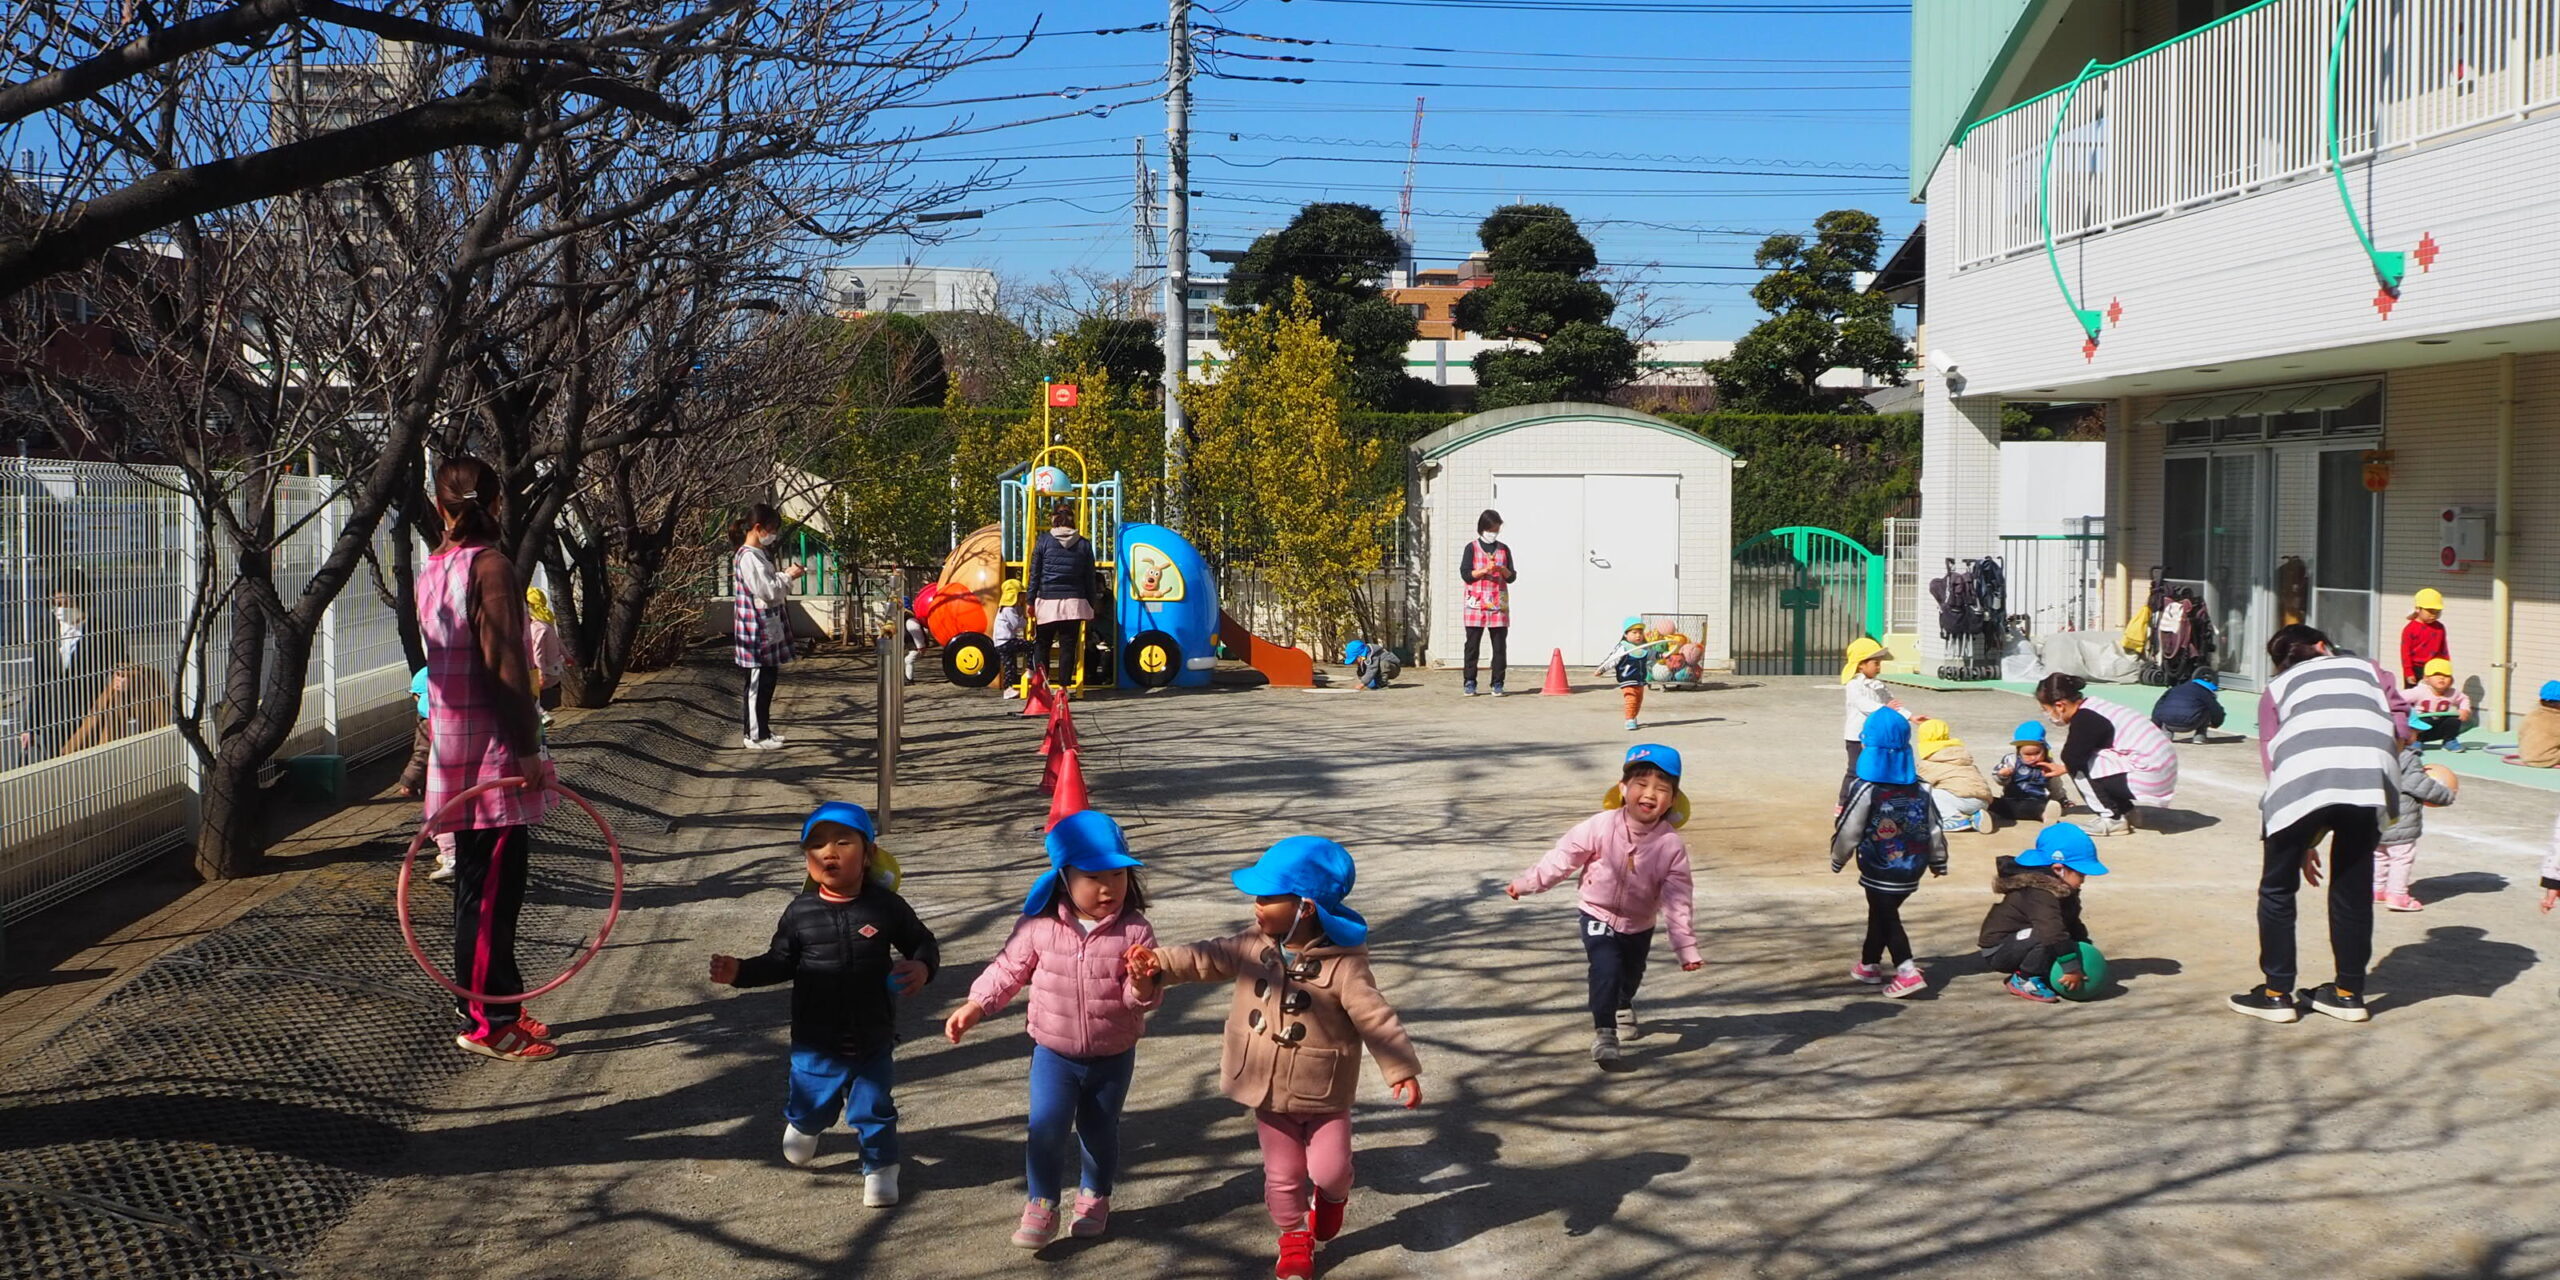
2413,588,2445,611
1912,716,1960,758
2423,657,2454,678
1840,637,1890,684
999,579,1023,607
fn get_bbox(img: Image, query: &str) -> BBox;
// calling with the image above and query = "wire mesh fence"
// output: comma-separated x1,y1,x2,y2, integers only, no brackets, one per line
1,458,418,925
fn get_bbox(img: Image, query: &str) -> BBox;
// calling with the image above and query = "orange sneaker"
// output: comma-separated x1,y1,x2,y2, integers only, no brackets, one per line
455,1026,559,1062
514,1011,553,1041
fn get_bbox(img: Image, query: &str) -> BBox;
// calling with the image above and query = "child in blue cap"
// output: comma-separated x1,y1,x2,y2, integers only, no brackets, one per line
945,810,1162,1249
708,801,937,1207
1506,743,1703,1066
1990,720,2059,824
1977,824,2108,1003
1126,837,1421,1280
1831,707,1949,998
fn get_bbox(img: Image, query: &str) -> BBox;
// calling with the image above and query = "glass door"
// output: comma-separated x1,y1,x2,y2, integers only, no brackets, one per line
2312,449,2379,660
2208,452,2267,688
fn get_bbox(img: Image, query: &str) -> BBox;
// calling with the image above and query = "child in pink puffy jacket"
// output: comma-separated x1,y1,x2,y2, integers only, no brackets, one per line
945,809,1160,1251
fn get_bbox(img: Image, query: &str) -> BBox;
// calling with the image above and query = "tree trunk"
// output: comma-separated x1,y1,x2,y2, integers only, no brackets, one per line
191,739,268,880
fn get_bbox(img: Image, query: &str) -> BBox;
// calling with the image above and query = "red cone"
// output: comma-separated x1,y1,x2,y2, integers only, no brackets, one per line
1044,746,1090,830
1022,670,1054,716
1541,648,1573,696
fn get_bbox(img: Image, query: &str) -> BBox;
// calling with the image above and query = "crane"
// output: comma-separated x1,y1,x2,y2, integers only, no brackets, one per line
1397,96,1425,274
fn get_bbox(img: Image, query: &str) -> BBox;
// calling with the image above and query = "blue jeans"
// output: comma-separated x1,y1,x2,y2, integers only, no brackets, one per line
1026,1045,1136,1202
787,1045,900,1169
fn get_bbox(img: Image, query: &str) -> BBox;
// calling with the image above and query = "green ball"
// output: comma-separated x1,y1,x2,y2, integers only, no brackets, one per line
2050,941,2106,1001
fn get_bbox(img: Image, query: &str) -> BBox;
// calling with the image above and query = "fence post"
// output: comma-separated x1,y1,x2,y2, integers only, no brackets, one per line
316,482,341,756
178,474,205,832
874,629,901,832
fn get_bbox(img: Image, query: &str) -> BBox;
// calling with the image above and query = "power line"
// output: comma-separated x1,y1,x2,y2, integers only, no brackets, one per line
1199,27,1901,64
1194,97,1898,116
1205,49,1904,77
1283,0,1904,11
1208,70,1902,92
1204,152,1900,181
1224,132,1903,176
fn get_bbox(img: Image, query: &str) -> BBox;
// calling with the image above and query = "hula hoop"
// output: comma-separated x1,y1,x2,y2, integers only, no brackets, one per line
396,777,624,1005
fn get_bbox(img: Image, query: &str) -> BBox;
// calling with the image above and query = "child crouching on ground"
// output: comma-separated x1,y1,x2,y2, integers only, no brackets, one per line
1914,718,1996,834
2151,666,2227,744
2374,741,2458,913
709,801,936,1207
1832,708,1948,998
1505,743,1703,1065
1127,837,1421,1280
945,810,1160,1248
2408,658,2475,751
1595,618,1669,732
1990,722,2058,824
1978,824,2107,1003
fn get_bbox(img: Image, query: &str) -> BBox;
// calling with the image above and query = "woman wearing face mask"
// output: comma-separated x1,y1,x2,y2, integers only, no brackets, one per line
730,503,805,750
1458,510,1517,697
418,456,558,1061
1027,501,1100,688
2032,673,2178,838
23,569,129,759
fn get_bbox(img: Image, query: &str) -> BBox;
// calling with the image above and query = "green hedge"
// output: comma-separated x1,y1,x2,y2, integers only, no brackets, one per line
844,407,1917,552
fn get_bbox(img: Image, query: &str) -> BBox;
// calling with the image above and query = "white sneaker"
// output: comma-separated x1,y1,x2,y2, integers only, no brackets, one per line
1003,687,1022,700
782,1124,819,1167
864,1163,901,1207
1623,718,1640,731
1971,808,1996,835
742,734,774,751
428,856,456,883
757,734,787,749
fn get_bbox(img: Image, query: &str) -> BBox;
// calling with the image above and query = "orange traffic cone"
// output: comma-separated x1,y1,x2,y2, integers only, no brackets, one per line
1023,670,1054,716
1044,746,1090,830
1041,697,1078,765
1541,648,1573,696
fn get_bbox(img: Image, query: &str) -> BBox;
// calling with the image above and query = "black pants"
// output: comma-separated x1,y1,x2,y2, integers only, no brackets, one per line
452,824,529,1037
2074,771,2136,821
2259,804,2381,992
1463,625,1507,691
1839,741,1862,807
742,665,778,740
997,639,1035,684
1035,619,1083,685
1579,912,1654,1029
2412,714,2465,745
1990,791,2051,822
1861,885,1913,967
1981,932,2060,978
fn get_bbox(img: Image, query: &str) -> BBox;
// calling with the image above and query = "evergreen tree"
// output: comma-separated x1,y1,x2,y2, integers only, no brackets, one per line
1231,202,1432,409
1705,209,1912,414
1452,204,1637,409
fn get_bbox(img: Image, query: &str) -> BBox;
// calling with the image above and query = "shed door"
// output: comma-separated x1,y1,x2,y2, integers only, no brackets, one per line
1490,475,1583,667
1581,476,1679,653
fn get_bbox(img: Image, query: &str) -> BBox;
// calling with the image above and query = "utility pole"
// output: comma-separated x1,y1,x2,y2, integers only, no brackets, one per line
1161,0,1191,521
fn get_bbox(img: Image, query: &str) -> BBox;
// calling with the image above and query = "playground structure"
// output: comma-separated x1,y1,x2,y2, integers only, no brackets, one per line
924,445,1312,693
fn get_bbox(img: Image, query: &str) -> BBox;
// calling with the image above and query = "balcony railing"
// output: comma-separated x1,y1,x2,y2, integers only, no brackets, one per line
1955,0,2560,271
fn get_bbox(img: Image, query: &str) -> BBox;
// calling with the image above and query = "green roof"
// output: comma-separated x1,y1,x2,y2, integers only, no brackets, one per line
1408,402,1737,461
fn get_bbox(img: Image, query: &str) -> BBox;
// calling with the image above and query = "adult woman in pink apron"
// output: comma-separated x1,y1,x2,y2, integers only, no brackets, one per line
420,457,558,1062
1459,509,1517,697
2033,673,2177,837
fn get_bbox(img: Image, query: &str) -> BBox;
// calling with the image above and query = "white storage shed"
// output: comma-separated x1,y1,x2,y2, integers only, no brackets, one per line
1407,403,1736,670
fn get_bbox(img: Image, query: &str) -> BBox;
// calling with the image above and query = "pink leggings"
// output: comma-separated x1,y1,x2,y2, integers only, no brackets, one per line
1254,1109,1353,1229
2373,841,2419,898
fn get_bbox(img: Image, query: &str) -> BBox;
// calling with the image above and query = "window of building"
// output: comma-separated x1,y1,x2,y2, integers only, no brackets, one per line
1403,303,1427,321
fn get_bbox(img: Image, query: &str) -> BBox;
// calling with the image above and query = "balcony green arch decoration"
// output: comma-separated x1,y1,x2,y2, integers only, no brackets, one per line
2325,0,2405,292
2039,60,2107,346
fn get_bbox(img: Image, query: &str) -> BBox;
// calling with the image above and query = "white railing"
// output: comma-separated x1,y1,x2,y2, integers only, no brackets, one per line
1883,516,1921,636
1,459,417,924
1956,0,2560,269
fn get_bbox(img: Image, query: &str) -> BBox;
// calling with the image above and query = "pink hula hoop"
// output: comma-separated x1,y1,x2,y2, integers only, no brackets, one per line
396,777,624,1006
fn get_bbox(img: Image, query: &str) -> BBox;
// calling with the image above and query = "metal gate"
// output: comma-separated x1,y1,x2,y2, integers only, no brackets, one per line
1731,526,1884,676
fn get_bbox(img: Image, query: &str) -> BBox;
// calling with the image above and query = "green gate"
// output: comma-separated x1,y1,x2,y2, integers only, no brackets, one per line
1731,526,1884,676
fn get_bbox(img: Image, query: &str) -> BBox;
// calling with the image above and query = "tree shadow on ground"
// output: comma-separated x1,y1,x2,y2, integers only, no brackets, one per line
2369,927,2540,1011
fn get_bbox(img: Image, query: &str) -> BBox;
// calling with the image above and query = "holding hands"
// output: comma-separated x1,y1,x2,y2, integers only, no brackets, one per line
1123,942,1162,983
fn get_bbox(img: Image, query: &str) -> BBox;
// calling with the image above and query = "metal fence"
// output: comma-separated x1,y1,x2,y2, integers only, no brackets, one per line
1883,516,1921,636
2,459,417,925
1956,0,2560,269
2000,524,2109,640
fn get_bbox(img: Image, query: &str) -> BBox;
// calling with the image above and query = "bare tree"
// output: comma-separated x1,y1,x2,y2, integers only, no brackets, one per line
8,1,1012,878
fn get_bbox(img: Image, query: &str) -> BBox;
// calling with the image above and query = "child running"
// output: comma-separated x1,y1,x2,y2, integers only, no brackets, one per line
1595,618,1669,731
1127,837,1421,1280
2374,741,2458,913
1978,824,2108,1003
1991,722,2058,824
1839,637,1903,809
1505,743,1704,1065
2407,658,2474,751
709,801,937,1207
1831,707,1948,997
945,810,1160,1249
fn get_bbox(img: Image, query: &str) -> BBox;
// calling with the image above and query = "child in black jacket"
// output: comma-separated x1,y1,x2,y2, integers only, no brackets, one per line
2150,668,2227,744
712,801,938,1205
1977,824,2108,1003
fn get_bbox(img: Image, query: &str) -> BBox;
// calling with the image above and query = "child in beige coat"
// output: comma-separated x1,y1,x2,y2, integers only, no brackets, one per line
1128,836,1421,1280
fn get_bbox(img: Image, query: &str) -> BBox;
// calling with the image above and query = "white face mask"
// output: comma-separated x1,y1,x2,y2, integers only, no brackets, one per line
1478,532,1497,546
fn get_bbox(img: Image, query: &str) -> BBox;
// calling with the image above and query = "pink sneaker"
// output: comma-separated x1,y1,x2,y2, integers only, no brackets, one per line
2373,890,2389,904
2385,894,2426,912
1882,964,1927,999
1012,1198,1059,1249
1849,962,1886,985
1070,1191,1111,1238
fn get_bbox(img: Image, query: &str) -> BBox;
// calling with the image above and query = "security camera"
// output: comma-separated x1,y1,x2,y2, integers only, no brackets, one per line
1928,349,1960,378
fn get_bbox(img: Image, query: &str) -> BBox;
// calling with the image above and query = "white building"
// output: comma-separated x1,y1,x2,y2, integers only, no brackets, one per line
1911,0,2560,726
1407,403,1736,670
820,265,997,315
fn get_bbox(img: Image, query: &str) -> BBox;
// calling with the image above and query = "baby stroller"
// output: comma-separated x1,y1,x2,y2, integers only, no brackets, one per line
1930,555,2007,682
2137,571,2218,686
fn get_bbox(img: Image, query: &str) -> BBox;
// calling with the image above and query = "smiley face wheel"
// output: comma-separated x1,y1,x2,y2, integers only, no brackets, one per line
943,632,1000,688
1123,629,1181,689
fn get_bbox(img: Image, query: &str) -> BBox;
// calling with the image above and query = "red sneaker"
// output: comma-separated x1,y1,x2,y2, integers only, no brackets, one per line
514,1011,553,1041
455,1025,558,1062
1311,1193,1347,1242
1274,1228,1316,1279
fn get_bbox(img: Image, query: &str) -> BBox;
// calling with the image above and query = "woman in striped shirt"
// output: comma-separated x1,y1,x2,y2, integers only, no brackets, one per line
2230,625,2403,1025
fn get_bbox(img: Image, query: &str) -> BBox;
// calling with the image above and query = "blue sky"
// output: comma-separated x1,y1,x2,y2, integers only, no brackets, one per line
870,0,1916,340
